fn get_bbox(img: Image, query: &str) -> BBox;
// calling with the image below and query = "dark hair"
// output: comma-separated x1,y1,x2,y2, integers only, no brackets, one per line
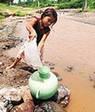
41,8,57,25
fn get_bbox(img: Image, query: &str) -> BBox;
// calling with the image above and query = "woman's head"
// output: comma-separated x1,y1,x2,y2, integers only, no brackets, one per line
41,8,57,27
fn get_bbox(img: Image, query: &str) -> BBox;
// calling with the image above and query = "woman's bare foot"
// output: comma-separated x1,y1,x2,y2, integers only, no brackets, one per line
6,57,21,70
6,64,15,70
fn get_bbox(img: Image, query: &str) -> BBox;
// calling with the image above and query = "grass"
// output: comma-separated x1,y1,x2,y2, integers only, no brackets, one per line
0,3,36,21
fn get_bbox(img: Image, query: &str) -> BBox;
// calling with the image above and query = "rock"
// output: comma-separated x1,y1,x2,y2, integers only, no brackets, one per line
65,65,73,72
52,84,70,107
34,101,65,112
3,68,31,86
43,61,55,69
0,62,3,66
0,87,23,112
0,87,22,102
19,86,33,102
10,100,34,112
89,73,95,81
35,10,43,14
89,73,95,88
10,86,35,112
0,11,15,17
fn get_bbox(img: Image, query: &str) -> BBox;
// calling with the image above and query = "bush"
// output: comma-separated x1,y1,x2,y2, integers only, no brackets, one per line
15,11,26,16
57,0,83,9
88,0,95,8
38,1,56,8
0,15,5,19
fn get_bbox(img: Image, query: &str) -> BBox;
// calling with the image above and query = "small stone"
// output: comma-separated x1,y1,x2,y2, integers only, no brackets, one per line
0,62,3,66
65,65,73,72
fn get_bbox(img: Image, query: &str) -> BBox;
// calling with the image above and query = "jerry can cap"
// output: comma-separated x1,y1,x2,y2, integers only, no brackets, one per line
38,66,50,79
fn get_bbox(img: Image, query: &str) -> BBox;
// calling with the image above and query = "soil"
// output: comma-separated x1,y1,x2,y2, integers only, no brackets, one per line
0,11,95,112
0,39,33,88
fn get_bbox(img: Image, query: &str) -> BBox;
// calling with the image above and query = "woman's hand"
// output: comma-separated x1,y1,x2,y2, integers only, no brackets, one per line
28,34,35,41
28,31,37,41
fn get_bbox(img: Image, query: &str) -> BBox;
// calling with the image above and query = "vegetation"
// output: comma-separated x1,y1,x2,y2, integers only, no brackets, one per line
0,0,95,21
0,0,95,10
0,3,35,21
57,0,83,9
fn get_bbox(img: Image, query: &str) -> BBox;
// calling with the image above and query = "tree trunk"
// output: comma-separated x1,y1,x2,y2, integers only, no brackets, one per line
82,0,88,11
37,0,40,7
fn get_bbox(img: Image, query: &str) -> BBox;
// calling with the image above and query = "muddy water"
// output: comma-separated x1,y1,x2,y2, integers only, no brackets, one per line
44,15,95,112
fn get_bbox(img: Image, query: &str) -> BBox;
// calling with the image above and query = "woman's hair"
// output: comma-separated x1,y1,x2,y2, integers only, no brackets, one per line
41,8,57,25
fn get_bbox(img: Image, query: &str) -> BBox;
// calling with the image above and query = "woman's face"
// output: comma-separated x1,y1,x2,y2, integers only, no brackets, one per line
41,16,55,27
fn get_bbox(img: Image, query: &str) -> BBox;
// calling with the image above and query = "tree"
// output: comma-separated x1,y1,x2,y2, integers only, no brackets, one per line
82,0,88,11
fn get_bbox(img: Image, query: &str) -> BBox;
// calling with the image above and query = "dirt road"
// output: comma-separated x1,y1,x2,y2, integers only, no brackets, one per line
44,14,95,112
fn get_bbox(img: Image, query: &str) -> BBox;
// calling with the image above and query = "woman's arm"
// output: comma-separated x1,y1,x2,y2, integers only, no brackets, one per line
25,18,37,40
38,32,50,61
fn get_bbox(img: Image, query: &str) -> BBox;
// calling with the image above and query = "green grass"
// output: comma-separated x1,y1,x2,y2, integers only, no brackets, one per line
87,7,95,12
0,3,35,20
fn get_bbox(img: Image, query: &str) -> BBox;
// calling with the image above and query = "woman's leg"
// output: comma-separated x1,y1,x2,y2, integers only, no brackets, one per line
6,57,22,69
6,51,24,69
